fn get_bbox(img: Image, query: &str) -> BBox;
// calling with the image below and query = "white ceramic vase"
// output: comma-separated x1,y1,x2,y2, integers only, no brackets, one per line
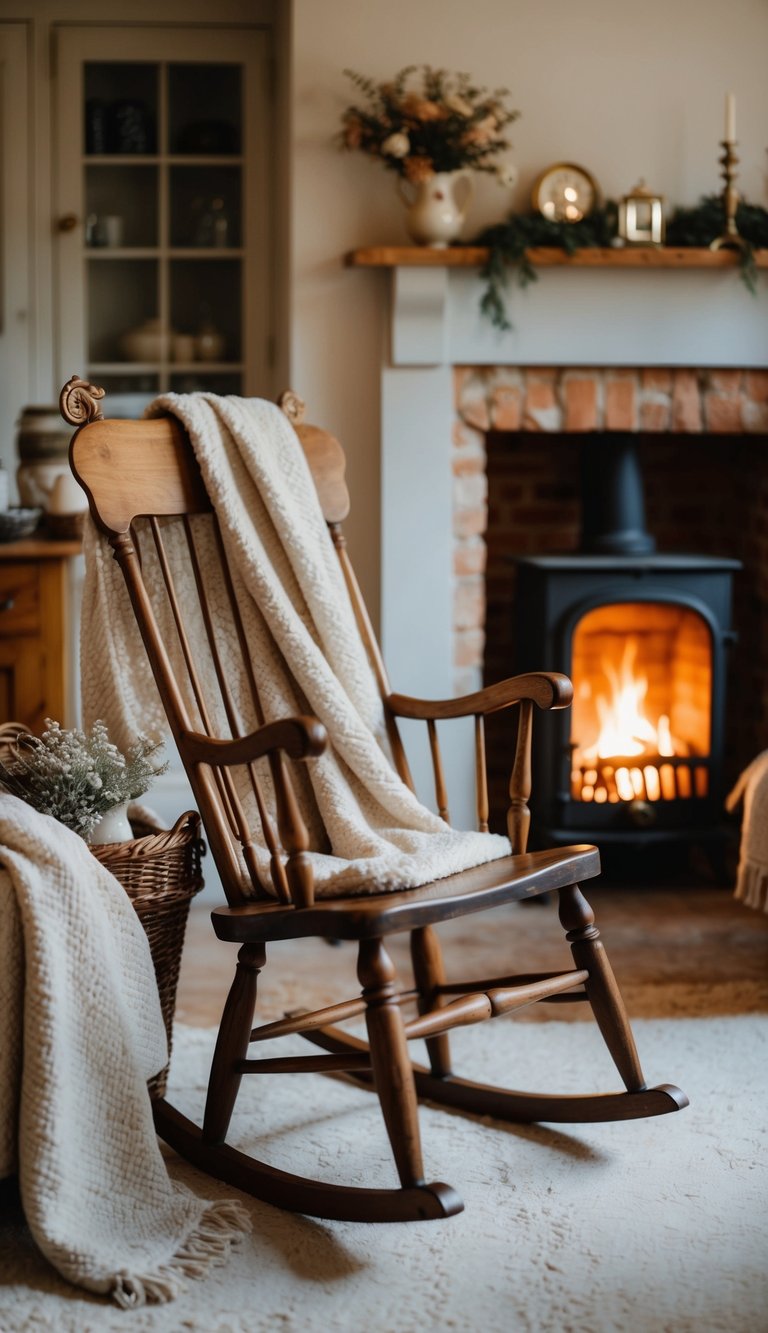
90,800,133,845
397,170,474,247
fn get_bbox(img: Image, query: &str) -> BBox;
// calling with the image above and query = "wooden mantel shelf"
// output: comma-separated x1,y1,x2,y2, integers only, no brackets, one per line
346,245,768,269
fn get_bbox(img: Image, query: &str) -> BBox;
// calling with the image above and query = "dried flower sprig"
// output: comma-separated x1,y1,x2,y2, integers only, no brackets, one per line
340,66,519,182
0,719,167,839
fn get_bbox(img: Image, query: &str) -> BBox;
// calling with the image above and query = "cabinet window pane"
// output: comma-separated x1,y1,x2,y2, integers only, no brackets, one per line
168,64,242,154
84,63,157,154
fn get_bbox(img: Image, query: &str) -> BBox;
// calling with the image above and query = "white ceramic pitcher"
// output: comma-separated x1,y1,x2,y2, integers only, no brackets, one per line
397,170,474,247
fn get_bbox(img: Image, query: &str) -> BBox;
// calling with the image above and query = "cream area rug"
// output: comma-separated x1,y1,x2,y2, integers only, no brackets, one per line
1,1013,765,1333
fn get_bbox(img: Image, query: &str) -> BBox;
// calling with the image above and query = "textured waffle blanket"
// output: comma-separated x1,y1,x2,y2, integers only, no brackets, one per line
80,394,511,897
0,794,249,1305
726,751,768,912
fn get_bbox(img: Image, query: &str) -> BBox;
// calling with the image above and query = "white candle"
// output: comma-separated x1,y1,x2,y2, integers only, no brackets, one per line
724,91,736,143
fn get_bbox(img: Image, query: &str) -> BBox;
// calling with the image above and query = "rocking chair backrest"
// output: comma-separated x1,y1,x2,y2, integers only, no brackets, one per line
62,380,418,909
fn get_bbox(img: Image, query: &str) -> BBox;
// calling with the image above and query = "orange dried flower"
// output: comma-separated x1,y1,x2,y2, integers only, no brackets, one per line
403,156,435,184
401,94,443,122
342,115,363,150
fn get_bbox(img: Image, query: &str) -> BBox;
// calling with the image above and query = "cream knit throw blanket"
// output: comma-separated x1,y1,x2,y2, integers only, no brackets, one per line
726,752,768,912
0,795,249,1305
80,394,511,898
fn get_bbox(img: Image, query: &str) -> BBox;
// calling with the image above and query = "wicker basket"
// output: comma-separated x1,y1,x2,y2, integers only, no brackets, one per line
91,811,205,1098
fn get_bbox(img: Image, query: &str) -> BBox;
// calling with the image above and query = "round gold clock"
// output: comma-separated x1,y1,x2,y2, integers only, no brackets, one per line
532,163,600,223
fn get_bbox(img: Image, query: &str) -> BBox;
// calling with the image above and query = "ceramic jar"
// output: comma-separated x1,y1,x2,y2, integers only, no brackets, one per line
397,170,474,247
16,406,72,509
195,323,225,362
120,318,170,363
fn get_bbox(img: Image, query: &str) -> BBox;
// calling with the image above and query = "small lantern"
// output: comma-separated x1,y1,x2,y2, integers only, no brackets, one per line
618,180,666,247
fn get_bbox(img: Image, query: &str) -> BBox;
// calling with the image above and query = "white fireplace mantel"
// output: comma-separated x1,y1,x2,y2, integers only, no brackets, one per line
358,248,768,824
372,254,768,369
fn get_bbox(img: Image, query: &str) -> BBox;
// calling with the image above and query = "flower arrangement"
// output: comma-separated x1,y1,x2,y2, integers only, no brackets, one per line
340,66,519,184
0,719,166,840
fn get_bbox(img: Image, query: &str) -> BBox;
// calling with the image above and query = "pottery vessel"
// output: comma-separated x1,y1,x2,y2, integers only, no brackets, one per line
397,170,474,247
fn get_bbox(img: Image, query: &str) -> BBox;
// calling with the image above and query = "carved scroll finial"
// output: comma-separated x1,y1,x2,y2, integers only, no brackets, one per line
278,389,306,426
59,375,106,427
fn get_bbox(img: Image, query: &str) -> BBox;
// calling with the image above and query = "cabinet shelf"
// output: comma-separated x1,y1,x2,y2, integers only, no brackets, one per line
86,248,245,259
86,154,244,167
89,361,244,374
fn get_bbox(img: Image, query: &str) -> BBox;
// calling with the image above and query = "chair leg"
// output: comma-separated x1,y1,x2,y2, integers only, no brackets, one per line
410,925,452,1077
557,883,647,1092
358,937,426,1189
203,942,266,1145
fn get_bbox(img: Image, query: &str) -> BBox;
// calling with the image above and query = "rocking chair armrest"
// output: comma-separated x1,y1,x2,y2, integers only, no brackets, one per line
180,716,328,767
387,671,573,721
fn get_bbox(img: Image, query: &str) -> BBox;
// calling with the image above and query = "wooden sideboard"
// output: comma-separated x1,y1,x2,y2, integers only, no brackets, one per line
0,538,82,733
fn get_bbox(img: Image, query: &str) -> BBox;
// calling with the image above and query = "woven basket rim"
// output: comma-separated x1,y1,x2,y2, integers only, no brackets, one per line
90,809,202,861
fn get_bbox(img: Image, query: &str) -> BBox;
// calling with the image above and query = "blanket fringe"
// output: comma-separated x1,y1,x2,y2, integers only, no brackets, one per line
111,1199,252,1308
734,860,768,914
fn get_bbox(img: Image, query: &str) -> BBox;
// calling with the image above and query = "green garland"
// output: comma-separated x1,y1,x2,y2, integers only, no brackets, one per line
472,195,768,330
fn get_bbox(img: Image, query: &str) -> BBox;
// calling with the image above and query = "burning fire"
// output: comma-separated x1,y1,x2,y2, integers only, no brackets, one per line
573,637,692,803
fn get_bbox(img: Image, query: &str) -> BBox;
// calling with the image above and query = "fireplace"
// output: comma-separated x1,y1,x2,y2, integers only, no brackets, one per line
354,252,768,833
514,551,738,848
509,432,740,849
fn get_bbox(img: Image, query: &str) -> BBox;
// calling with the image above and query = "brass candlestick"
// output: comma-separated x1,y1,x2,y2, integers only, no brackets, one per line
710,140,746,251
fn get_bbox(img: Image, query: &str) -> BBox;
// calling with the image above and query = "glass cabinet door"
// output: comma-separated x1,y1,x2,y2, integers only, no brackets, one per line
55,26,271,415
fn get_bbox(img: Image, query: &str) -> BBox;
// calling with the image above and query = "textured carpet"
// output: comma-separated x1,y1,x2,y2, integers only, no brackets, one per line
1,1014,766,1333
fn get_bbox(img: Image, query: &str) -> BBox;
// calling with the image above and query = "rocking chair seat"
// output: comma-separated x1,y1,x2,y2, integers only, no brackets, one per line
212,845,602,943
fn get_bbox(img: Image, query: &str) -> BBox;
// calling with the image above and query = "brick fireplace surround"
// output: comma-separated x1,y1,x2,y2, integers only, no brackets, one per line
452,365,768,826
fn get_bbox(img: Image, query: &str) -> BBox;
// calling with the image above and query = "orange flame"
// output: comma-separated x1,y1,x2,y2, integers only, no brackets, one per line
580,639,680,764
575,638,688,803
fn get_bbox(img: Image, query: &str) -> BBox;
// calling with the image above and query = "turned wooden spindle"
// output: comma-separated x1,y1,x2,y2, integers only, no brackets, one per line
358,938,425,1188
558,883,646,1092
507,698,533,854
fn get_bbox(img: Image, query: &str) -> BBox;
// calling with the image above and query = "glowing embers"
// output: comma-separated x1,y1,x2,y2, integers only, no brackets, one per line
570,602,712,804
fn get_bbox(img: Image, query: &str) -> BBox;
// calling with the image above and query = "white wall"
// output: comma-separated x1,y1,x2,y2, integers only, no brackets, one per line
290,0,768,637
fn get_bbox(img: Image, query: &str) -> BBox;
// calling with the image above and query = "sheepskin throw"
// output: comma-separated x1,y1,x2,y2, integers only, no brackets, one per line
0,794,249,1305
726,752,768,912
80,394,511,898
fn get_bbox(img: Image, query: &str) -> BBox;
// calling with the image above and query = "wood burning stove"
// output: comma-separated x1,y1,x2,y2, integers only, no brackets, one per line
513,436,740,849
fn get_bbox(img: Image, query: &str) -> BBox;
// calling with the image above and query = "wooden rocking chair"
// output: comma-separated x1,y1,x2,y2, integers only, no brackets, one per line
61,375,687,1224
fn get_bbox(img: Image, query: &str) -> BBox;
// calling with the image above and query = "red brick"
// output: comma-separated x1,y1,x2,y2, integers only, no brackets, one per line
454,628,485,668
452,452,485,476
453,578,485,630
453,505,487,539
605,378,637,431
452,419,485,450
640,401,671,432
510,504,575,527
705,369,742,394
745,371,768,402
522,382,561,432
490,385,522,431
453,472,486,509
453,540,486,576
641,368,672,392
458,394,488,431
671,370,702,432
564,378,599,432
704,394,742,433
742,400,768,434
